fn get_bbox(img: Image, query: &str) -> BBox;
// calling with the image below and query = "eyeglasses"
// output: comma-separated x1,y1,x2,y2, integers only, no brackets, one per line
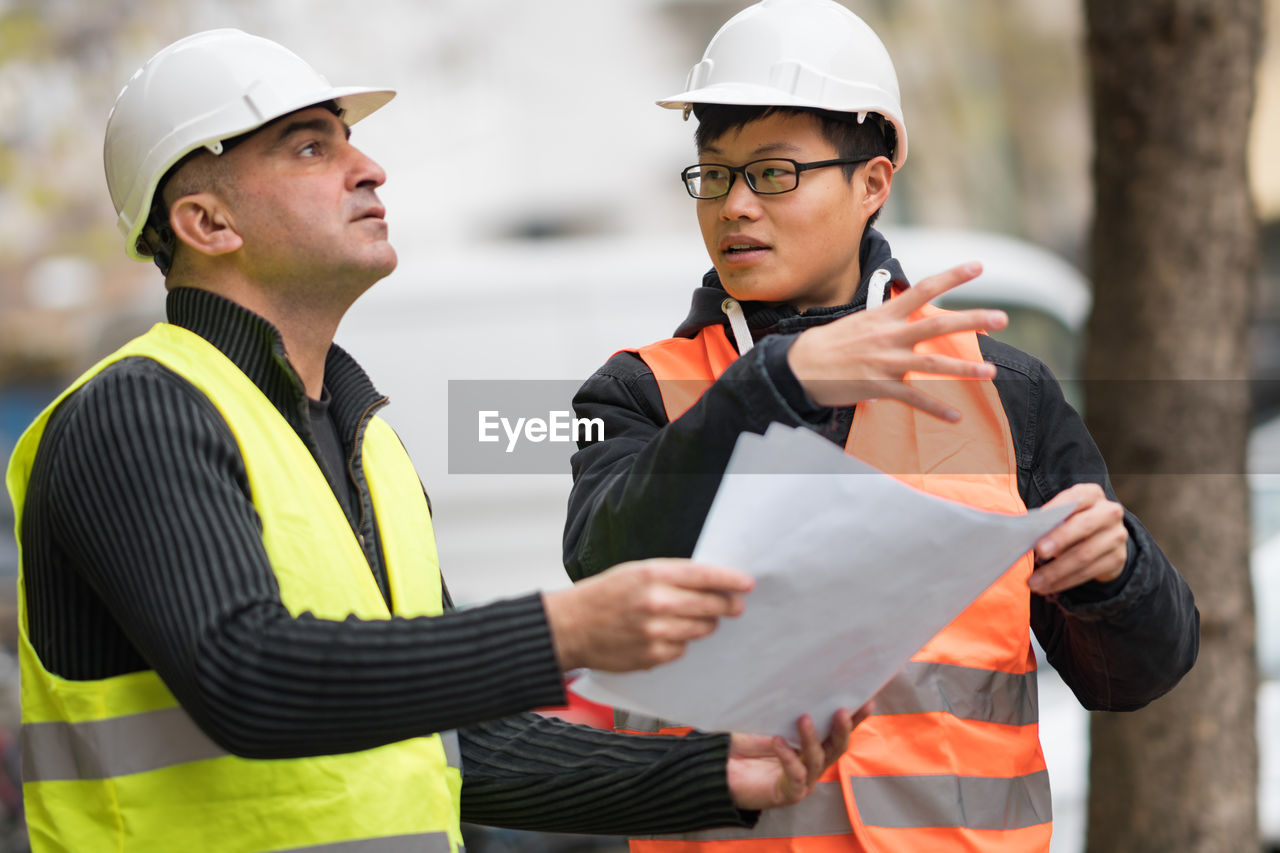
680,157,873,200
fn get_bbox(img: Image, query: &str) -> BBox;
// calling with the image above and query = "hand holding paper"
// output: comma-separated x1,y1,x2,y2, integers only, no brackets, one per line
543,558,754,672
1030,482,1129,594
572,424,1073,739
726,706,867,811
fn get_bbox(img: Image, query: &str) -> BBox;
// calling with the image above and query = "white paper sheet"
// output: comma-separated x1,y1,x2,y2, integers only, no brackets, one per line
571,423,1073,739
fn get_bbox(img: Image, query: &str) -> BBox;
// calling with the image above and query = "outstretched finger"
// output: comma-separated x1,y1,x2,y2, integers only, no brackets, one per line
770,736,808,804
888,262,985,316
794,714,826,783
822,708,855,766
903,308,1008,346
908,352,999,381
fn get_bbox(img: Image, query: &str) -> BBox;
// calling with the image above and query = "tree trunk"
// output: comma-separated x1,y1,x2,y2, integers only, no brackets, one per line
1083,2,1260,851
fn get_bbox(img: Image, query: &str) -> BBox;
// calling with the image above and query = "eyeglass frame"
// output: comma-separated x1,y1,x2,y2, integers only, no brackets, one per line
679,156,876,200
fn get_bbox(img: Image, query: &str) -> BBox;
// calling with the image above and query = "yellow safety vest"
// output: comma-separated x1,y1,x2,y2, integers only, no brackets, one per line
7,323,463,853
622,303,1050,852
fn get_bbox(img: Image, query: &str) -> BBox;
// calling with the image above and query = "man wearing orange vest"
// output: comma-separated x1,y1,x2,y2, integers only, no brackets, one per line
6,28,862,852
563,1,1200,850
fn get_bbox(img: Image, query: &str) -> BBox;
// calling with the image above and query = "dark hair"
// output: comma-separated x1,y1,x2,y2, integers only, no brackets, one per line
692,104,895,227
693,104,895,180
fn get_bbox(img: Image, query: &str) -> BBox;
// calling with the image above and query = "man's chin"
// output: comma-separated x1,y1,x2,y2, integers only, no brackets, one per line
369,244,398,280
337,247,397,299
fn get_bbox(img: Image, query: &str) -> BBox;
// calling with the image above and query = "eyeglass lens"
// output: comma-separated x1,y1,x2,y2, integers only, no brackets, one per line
685,159,799,198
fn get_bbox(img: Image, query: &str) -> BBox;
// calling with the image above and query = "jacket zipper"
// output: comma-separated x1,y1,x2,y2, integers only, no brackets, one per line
348,396,389,551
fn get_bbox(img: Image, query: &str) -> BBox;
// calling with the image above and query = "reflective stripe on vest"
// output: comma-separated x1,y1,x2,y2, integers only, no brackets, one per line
872,661,1037,725
636,767,1050,842
274,835,456,852
628,311,1048,852
22,707,462,784
849,770,1051,831
8,323,463,853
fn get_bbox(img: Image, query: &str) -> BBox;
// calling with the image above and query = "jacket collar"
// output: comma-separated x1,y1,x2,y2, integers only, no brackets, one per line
165,287,387,445
671,227,908,340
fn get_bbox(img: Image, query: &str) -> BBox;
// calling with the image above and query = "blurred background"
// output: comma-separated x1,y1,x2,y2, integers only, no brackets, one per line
0,1,1278,851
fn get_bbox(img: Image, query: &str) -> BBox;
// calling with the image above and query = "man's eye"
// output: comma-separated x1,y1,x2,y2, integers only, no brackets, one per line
702,167,728,181
299,142,320,157
758,165,795,179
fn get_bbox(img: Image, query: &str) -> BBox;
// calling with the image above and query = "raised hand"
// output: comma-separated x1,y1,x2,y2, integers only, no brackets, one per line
786,262,1007,421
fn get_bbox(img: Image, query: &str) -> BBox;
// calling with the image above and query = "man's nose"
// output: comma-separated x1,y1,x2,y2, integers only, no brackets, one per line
718,171,761,219
347,143,387,189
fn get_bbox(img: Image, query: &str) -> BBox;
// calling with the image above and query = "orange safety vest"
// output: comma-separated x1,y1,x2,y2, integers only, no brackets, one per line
621,303,1051,853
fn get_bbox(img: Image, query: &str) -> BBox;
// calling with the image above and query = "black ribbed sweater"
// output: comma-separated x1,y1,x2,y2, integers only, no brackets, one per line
17,287,749,835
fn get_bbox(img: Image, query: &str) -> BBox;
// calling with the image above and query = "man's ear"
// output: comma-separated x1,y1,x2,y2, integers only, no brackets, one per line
168,193,243,256
859,157,894,215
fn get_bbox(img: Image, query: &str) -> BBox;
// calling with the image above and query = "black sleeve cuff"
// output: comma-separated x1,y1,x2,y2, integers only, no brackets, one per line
459,717,753,835
758,334,831,423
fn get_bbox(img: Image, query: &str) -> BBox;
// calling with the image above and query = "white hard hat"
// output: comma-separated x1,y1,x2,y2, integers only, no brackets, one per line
657,0,907,169
104,28,395,262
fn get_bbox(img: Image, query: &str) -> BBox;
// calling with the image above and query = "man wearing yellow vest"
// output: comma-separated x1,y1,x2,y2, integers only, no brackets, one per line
563,1,1200,850
5,28,863,853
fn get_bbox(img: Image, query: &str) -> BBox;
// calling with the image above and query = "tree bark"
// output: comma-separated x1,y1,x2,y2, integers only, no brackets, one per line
1083,1,1260,851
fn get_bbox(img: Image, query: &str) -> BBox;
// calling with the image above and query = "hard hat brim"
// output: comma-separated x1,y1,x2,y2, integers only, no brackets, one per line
657,82,894,119
330,87,396,126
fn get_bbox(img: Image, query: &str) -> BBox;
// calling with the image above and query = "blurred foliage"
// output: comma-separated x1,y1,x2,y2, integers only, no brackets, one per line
0,0,254,379
0,1,190,264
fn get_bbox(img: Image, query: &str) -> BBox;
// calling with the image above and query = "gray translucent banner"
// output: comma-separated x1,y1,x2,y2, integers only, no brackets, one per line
445,377,1278,475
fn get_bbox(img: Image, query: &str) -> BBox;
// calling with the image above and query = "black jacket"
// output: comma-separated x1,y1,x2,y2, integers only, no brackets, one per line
564,229,1198,712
